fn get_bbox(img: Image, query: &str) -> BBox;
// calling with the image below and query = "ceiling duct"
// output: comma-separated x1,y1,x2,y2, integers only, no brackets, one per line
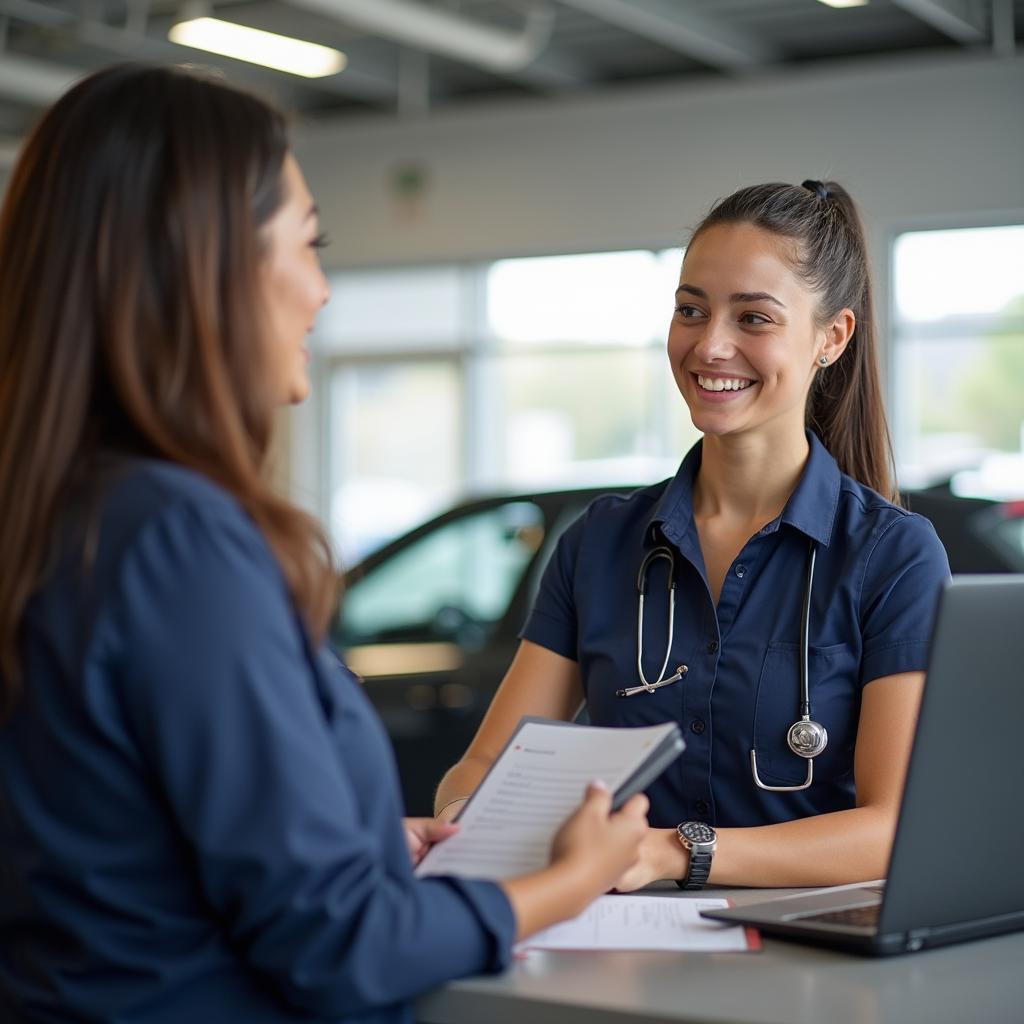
285,0,554,72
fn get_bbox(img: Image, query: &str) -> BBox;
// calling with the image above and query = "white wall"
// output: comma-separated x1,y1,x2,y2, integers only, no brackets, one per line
295,52,1024,270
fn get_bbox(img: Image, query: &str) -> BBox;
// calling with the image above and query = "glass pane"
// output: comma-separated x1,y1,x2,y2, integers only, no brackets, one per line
893,224,1024,496
339,501,545,647
315,266,468,353
329,361,461,562
493,348,676,487
487,249,681,346
894,334,1024,491
894,225,1024,324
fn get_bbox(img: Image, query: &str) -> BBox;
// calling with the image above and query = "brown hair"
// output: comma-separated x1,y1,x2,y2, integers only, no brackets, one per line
0,64,336,713
690,180,897,502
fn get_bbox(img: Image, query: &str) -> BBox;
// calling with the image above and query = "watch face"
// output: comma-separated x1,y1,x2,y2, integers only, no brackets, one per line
680,821,716,845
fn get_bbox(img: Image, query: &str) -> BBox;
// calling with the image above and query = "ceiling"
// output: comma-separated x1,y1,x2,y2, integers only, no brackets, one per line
0,0,1021,158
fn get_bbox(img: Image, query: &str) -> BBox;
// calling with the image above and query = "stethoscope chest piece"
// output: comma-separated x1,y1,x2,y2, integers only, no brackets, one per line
787,717,828,759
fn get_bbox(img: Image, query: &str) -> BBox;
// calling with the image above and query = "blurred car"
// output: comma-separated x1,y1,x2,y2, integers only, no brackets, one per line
903,486,1024,574
331,483,1024,814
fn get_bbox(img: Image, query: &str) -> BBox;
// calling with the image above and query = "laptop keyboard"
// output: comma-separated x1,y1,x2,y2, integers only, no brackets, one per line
800,903,881,928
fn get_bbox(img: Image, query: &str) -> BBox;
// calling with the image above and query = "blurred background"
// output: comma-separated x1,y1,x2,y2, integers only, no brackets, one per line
2,0,1022,809
2,1,1021,557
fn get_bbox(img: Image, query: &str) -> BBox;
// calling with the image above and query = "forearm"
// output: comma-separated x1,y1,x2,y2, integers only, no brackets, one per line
645,805,898,888
433,754,492,816
712,805,897,886
500,860,603,942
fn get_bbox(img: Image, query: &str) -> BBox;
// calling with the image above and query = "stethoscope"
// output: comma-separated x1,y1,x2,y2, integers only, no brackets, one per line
616,539,827,793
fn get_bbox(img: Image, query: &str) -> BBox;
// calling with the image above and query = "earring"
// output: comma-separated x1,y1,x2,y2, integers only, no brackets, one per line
818,356,828,365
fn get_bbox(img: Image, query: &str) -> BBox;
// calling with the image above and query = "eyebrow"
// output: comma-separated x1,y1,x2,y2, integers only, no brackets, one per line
676,284,787,310
305,203,319,221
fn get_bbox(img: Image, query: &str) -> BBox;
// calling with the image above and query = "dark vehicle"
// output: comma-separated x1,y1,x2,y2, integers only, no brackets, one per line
331,484,1024,814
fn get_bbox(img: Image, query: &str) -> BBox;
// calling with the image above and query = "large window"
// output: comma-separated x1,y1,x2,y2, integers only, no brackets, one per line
892,224,1024,497
315,251,691,562
314,222,1024,563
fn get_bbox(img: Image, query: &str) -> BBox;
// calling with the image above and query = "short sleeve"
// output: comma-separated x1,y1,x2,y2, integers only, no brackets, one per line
103,495,514,1017
519,511,586,660
859,512,951,685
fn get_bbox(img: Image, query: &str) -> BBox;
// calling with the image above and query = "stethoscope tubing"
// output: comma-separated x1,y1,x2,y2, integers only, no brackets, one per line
623,537,828,792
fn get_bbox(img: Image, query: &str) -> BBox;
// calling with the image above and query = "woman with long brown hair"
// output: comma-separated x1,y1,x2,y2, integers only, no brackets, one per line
436,181,951,891
0,64,649,1023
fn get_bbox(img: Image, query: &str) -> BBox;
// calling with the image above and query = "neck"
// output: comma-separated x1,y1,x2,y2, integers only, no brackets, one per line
693,428,810,526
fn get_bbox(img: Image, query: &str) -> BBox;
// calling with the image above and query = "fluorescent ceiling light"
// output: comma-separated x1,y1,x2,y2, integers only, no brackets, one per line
169,17,347,78
817,0,869,7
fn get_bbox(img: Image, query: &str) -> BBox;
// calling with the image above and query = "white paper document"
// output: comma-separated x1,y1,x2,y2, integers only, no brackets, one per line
416,719,682,880
518,895,759,953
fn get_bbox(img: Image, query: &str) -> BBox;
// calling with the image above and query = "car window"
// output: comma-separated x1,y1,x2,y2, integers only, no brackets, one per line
338,501,545,648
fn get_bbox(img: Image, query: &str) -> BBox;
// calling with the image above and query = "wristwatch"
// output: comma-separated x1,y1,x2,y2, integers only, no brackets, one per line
675,820,717,890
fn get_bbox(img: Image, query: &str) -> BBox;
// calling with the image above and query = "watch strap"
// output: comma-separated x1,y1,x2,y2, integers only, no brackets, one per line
677,848,713,890
674,821,716,891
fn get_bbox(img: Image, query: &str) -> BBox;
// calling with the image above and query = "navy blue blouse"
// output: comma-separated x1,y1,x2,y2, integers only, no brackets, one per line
522,433,951,830
0,460,514,1023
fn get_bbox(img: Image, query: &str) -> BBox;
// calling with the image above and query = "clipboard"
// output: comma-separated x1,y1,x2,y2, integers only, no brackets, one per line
418,716,685,879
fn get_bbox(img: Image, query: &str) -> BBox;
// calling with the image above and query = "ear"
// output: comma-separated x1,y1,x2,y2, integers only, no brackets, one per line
818,308,855,367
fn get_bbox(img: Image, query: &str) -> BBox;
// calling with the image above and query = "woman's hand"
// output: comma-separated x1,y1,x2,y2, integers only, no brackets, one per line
611,827,689,892
550,781,650,896
403,817,459,867
500,781,649,941
434,797,468,824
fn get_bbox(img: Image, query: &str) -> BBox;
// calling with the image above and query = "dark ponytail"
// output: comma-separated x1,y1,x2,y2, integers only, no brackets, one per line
690,180,897,503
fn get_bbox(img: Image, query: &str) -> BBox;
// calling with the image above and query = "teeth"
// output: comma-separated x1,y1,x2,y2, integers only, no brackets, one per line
697,375,753,392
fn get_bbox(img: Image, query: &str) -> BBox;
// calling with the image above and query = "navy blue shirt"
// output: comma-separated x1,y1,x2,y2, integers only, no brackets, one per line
0,460,514,1024
523,433,950,830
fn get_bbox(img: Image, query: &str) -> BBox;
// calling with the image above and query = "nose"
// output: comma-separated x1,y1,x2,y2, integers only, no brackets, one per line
692,316,734,362
319,269,331,308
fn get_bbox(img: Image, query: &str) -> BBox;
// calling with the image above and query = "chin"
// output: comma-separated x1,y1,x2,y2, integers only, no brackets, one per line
287,376,311,405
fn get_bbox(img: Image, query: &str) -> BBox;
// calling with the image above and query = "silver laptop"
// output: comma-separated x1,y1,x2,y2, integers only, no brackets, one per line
701,575,1024,955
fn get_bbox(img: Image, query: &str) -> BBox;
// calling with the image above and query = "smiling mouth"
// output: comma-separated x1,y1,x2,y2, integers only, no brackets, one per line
695,374,756,392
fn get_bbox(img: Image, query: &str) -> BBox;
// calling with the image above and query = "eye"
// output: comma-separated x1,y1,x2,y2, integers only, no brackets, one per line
674,303,705,320
310,231,331,250
739,311,772,326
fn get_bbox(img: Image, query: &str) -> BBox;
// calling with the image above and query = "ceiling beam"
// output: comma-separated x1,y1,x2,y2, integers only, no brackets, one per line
889,0,988,44
554,0,780,71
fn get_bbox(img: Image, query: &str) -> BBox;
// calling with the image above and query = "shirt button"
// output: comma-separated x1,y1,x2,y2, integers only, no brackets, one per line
735,563,747,578
707,639,719,654
695,799,709,816
690,718,705,735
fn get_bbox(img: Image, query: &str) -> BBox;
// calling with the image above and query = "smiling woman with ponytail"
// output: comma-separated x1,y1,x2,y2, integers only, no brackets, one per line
435,177,951,894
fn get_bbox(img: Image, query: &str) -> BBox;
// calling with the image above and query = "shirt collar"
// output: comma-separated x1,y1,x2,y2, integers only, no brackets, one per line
646,430,841,550
777,431,841,546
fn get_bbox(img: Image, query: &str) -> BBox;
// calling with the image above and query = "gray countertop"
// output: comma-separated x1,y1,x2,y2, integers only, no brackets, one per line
416,886,1024,1024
